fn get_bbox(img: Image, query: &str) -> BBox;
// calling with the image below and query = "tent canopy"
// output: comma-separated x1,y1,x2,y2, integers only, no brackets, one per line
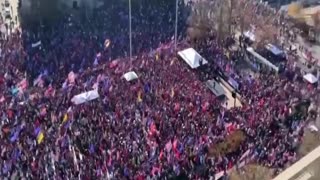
71,89,100,105
265,43,283,56
178,48,208,69
303,73,318,84
123,71,138,81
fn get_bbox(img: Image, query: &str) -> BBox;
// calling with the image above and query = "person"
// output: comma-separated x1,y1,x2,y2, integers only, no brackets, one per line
0,0,316,179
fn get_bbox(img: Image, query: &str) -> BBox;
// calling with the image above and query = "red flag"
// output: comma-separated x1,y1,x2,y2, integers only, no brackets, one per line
18,78,28,90
174,103,180,112
159,150,164,160
259,99,265,106
165,141,172,152
173,139,178,151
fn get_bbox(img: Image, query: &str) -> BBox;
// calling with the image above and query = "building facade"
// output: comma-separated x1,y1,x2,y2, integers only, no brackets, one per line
273,145,320,180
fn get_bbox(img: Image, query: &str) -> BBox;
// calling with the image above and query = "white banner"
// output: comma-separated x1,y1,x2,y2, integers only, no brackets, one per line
71,89,100,105
32,41,41,48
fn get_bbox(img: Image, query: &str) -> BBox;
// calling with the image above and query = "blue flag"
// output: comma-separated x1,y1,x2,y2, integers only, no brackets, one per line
9,125,22,143
34,127,41,136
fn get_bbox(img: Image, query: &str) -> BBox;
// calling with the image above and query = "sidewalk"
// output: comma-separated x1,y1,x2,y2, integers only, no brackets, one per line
296,36,320,67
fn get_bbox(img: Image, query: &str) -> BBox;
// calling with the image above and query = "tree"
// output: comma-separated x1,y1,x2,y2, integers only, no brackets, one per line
187,0,258,42
254,24,277,49
208,130,246,157
187,0,231,42
187,0,281,47
186,1,214,42
236,1,252,34
228,0,237,34
216,0,233,42
217,0,225,42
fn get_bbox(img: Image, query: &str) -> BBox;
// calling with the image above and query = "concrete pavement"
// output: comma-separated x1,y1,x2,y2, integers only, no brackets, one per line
296,36,320,66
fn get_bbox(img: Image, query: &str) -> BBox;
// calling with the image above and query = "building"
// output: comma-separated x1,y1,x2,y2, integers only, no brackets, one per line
273,145,320,180
286,3,320,43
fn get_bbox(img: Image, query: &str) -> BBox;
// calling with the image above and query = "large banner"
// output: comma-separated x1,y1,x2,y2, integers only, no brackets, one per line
71,90,99,105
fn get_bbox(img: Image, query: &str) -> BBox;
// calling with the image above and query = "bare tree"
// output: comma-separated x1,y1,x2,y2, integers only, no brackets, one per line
254,24,277,48
188,0,281,48
228,0,237,34
217,0,225,42
186,0,216,42
187,0,232,42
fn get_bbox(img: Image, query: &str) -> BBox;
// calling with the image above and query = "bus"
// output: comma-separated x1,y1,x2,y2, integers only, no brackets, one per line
245,44,286,73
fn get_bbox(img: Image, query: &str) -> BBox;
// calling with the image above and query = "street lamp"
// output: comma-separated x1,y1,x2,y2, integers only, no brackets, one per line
232,91,236,108
129,0,132,61
174,0,178,51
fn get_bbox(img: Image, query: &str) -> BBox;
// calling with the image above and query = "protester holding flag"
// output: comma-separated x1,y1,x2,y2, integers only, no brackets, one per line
0,1,315,179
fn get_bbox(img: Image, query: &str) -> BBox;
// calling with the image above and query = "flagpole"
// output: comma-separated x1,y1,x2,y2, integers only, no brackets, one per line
129,0,132,61
174,0,178,50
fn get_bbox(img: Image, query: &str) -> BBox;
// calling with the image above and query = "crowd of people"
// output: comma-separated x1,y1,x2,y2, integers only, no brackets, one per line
0,0,319,180
18,0,189,82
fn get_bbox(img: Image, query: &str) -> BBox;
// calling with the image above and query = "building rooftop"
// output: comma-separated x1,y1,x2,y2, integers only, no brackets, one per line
273,145,320,180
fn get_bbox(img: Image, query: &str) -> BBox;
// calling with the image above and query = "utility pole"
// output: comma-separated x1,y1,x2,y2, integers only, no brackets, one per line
129,0,132,61
228,0,233,36
232,91,236,108
174,0,178,51
217,0,224,42
277,0,282,10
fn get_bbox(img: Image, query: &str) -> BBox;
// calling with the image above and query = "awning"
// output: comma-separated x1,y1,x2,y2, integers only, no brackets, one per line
123,71,138,81
303,73,318,84
178,48,208,69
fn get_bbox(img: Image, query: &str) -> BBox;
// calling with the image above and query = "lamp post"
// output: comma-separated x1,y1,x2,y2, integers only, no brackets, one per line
174,0,178,50
232,91,236,108
129,0,132,60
